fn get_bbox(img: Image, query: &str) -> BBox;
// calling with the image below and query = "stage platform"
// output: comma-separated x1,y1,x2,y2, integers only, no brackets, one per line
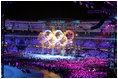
22,53,75,60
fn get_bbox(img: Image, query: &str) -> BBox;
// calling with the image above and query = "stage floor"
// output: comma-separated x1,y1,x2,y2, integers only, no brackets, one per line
22,53,75,60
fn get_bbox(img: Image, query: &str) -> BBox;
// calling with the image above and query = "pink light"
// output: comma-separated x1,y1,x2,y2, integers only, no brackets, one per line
65,30,74,41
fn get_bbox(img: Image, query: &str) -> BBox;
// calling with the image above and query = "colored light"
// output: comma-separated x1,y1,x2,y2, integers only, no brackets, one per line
65,30,74,41
38,20,46,23
54,30,64,41
72,20,80,23
59,35,68,46
44,30,53,41
38,30,74,48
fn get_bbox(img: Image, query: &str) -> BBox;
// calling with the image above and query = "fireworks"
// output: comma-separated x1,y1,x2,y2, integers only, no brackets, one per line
38,30,74,49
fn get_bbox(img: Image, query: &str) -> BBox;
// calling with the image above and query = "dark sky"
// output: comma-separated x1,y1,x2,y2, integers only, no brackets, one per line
1,1,111,21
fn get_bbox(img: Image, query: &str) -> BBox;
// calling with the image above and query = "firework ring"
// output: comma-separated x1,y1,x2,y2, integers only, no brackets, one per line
44,30,53,41
48,30,64,46
54,30,64,41
64,30,74,41
42,30,74,47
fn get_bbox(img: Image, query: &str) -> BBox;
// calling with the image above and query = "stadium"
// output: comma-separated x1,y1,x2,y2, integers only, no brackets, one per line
1,1,117,78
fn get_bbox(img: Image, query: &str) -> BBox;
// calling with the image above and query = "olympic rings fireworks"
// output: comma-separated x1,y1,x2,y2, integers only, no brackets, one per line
44,30,53,41
38,30,74,48
54,30,64,41
65,30,74,41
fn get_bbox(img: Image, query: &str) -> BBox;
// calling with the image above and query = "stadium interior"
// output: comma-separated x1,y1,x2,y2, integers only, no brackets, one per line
1,1,117,78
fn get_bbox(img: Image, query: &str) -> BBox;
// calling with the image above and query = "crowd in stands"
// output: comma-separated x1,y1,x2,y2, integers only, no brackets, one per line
4,53,110,78
3,36,116,78
4,37,116,60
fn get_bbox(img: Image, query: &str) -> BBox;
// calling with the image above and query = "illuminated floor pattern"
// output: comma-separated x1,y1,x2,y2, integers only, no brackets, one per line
22,53,75,60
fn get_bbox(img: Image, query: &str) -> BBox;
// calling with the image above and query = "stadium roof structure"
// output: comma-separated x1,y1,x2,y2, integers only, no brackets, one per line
2,1,117,21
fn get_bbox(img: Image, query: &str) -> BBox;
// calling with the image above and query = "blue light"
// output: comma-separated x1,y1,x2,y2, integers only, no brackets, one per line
23,53,75,60
51,20,65,23
39,21,46,23
51,20,57,23
60,20,65,23
72,20,80,23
